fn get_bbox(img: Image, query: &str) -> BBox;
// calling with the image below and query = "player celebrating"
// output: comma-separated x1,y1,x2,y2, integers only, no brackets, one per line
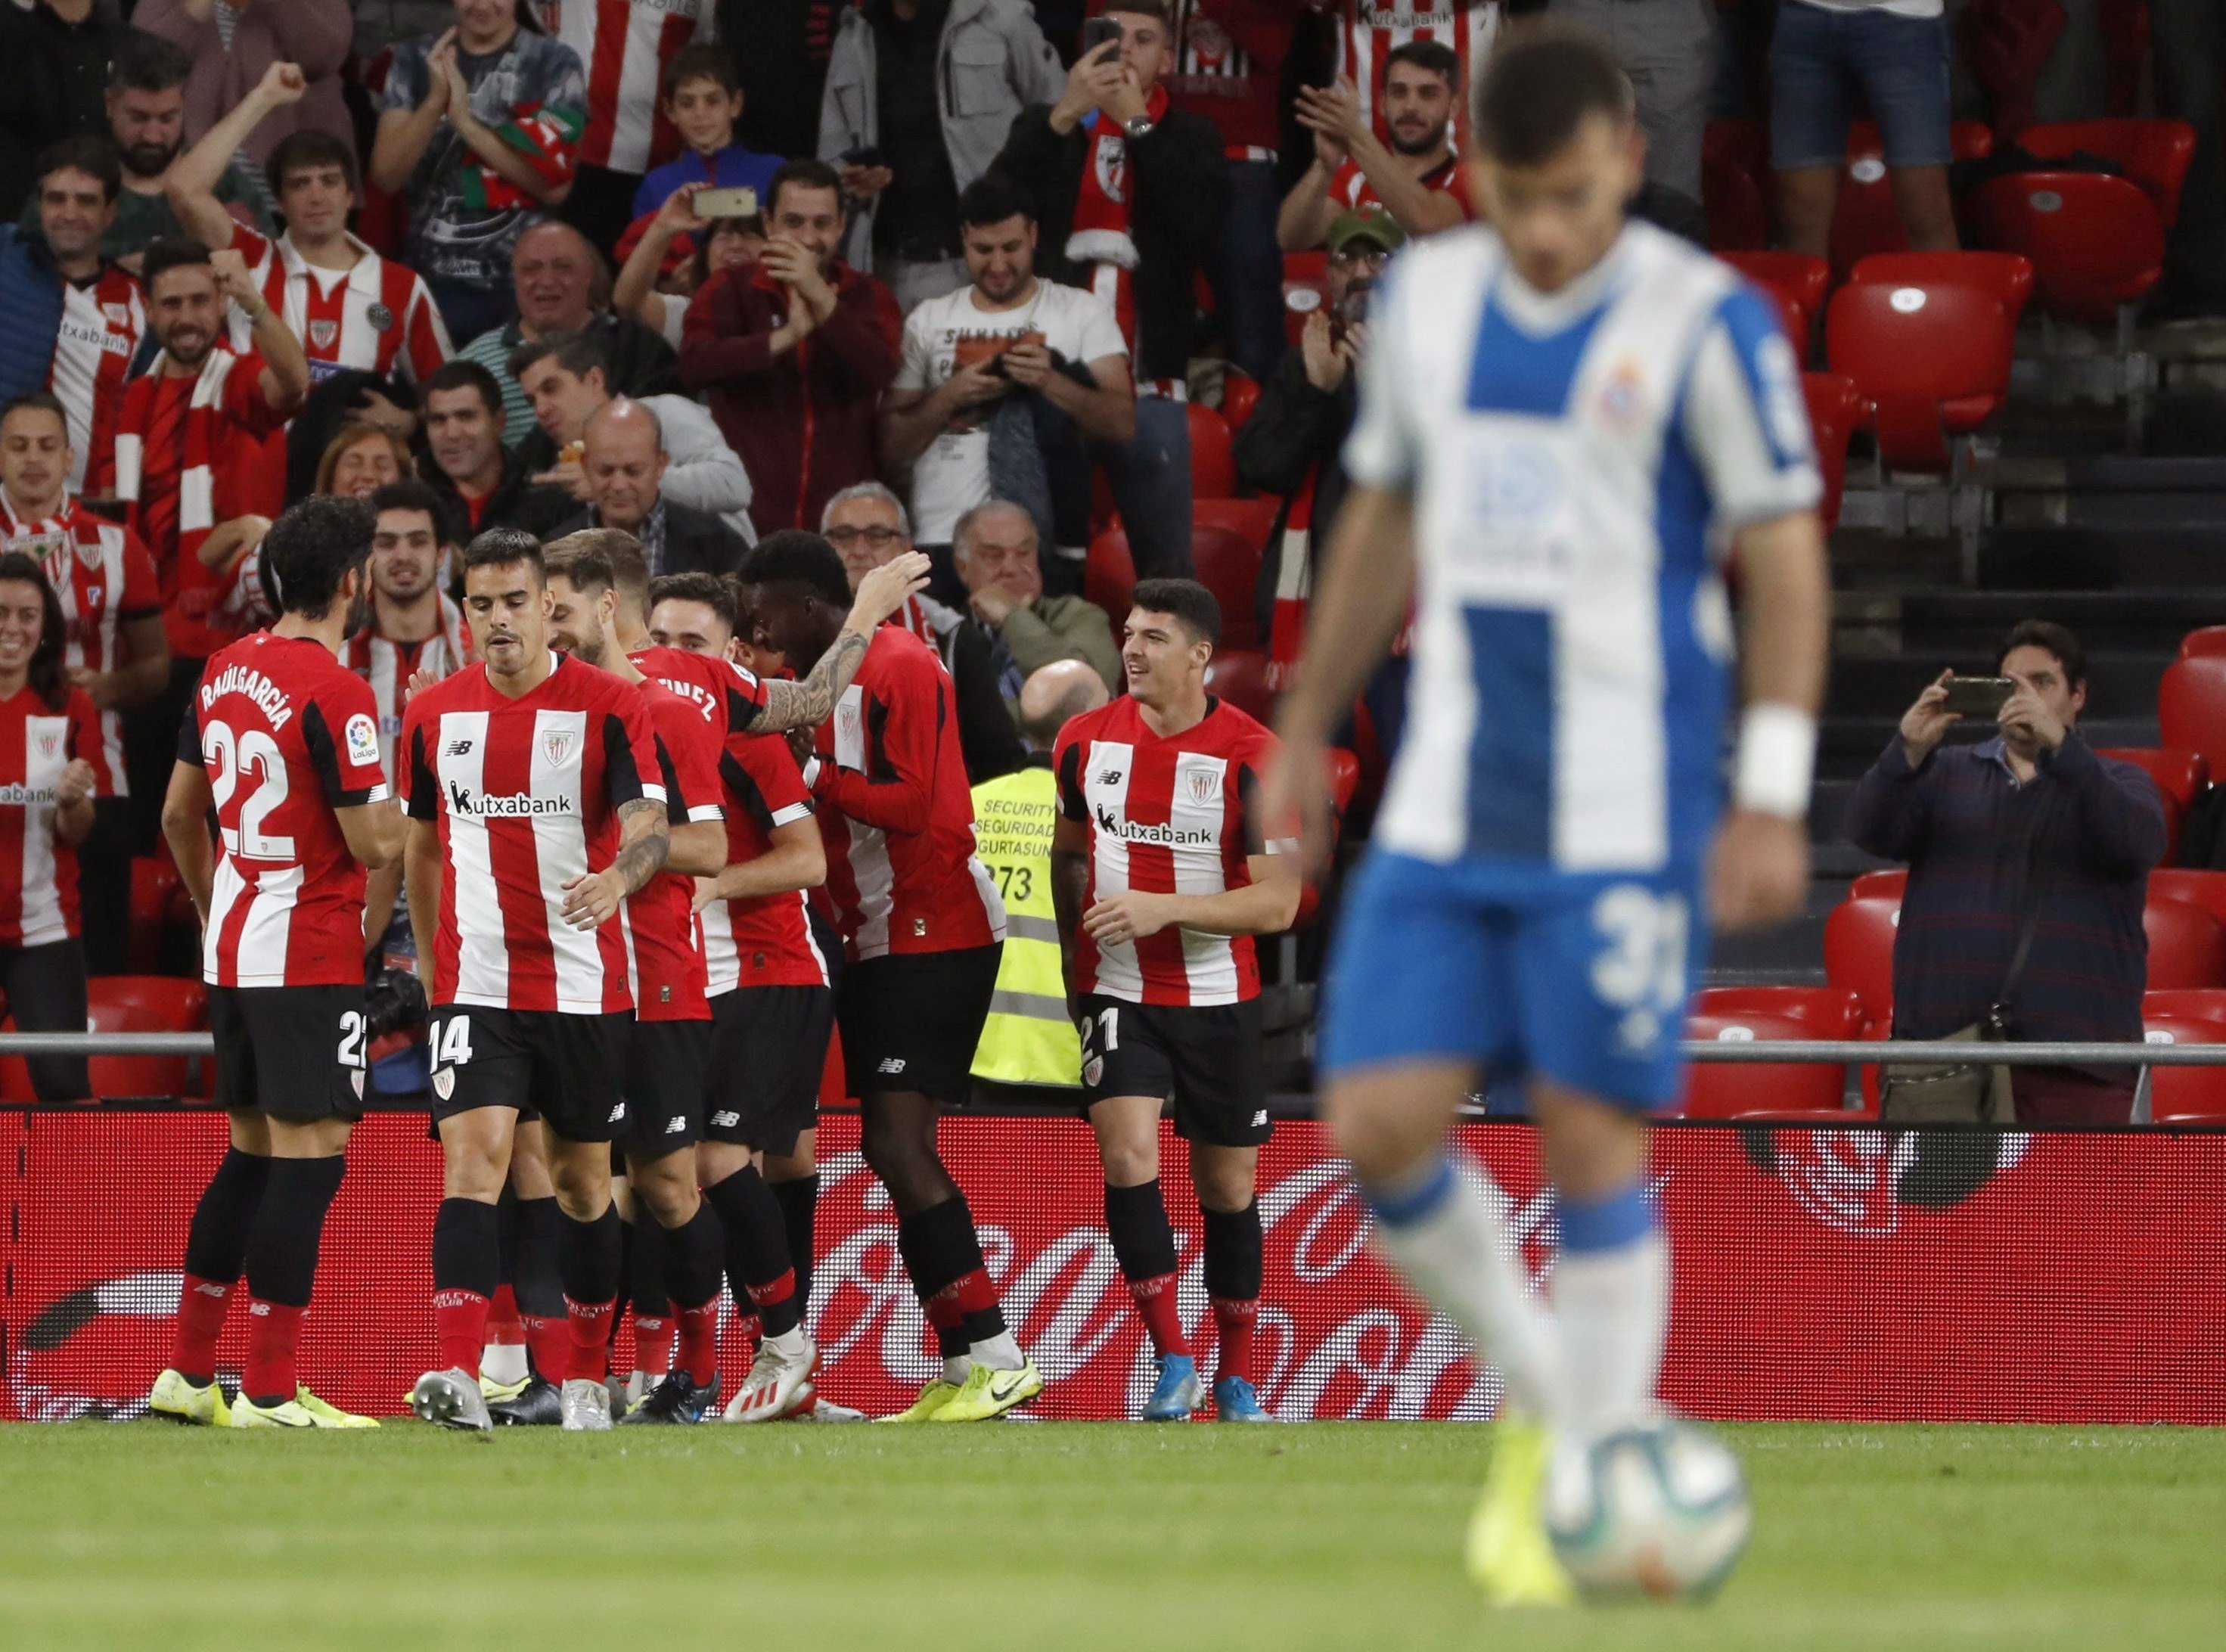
147,497,407,1428
1269,26,1827,1602
1051,580,1300,1424
402,527,671,1433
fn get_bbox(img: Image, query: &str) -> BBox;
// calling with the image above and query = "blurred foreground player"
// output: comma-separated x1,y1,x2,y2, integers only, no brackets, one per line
1268,26,1827,1603
1051,581,1299,1424
149,498,406,1427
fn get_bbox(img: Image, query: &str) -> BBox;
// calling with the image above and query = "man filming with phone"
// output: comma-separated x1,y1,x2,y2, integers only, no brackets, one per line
1846,621,2166,1123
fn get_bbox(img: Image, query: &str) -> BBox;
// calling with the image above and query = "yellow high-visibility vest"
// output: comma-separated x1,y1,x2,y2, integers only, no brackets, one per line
970,762,1082,1087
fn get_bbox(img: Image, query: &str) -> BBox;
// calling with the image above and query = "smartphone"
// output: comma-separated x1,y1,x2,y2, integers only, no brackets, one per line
1082,16,1121,54
841,145,887,171
1941,676,2016,716
694,185,758,219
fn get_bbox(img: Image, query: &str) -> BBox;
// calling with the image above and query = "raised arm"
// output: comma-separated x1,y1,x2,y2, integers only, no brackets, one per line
169,61,306,250
370,35,453,194
753,553,930,732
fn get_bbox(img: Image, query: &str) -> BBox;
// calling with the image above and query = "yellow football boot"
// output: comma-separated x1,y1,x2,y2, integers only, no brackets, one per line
930,1359,1043,1423
1464,1414,1576,1607
874,1379,962,1422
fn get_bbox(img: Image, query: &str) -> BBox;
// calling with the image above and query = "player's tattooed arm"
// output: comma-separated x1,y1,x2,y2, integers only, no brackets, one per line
752,552,931,733
560,797,671,929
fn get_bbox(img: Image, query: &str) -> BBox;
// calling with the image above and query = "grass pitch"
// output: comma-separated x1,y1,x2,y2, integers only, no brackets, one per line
1,1422,2220,1650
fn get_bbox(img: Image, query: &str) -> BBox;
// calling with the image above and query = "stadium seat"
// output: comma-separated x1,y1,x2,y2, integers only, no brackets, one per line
2146,869,2226,935
1692,984,1871,1039
1192,498,1277,651
1849,868,1906,902
86,976,210,1099
1203,648,1271,722
1187,402,1236,502
2156,656,2226,778
2097,748,2207,860
1222,371,1261,432
1293,750,1361,927
2016,120,2199,225
1827,119,1995,280
1681,1011,1849,1117
1824,896,1901,1023
1849,250,2034,315
1702,120,1769,251
2142,989,2226,1024
2143,896,2226,990
2141,1011,2226,1122
1827,254,2030,473
2178,626,2226,660
1283,251,1329,345
1085,526,1136,623
1803,372,1864,528
127,852,193,974
1720,251,1830,349
1964,171,2170,328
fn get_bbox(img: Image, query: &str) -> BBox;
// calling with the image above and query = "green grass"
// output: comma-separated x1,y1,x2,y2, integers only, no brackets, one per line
2,1422,2221,1650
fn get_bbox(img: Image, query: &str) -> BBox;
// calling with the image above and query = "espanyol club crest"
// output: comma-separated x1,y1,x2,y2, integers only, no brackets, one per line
542,728,574,765
1094,138,1129,205
309,320,340,352
1598,361,1646,431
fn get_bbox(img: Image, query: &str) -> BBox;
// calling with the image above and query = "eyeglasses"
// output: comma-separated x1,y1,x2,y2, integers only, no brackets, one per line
1327,247,1392,273
825,525,905,548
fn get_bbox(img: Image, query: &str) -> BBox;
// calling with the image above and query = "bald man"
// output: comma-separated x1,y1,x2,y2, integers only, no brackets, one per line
1019,659,1111,753
552,399,748,578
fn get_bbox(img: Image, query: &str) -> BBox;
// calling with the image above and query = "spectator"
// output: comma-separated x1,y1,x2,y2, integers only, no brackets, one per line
507,326,754,543
283,368,418,505
2152,0,2224,317
992,0,1224,579
681,158,902,539
352,4,458,59
168,61,453,390
1770,0,1957,261
629,43,781,223
315,421,415,498
1846,622,2166,1125
817,0,1065,314
0,138,146,496
612,185,764,347
952,498,1120,697
0,549,104,1101
457,220,678,445
880,172,1132,588
0,0,129,224
1278,42,1473,250
1314,0,1498,144
135,0,355,195
371,0,588,344
548,396,748,578
1549,0,1714,231
415,357,574,539
820,479,1028,784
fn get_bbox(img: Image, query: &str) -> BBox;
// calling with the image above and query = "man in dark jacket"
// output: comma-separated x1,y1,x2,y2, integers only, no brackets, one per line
418,359,576,544
990,0,1223,579
549,397,747,579
0,0,127,222
681,158,903,540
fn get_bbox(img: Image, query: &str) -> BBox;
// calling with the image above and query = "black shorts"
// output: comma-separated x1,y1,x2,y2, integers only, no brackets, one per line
210,983,368,1123
1079,994,1270,1147
427,1004,632,1144
620,1017,711,1159
840,945,1001,1107
706,984,834,1156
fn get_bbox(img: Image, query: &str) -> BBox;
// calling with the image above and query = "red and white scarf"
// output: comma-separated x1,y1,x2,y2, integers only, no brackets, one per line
1067,86,1170,363
113,347,245,567
1265,473,1315,691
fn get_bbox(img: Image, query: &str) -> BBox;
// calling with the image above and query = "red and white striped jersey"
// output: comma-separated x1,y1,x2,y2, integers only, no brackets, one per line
628,673,723,1022
533,0,717,176
400,652,665,1014
1328,151,1476,222
704,728,824,993
0,685,103,948
50,267,143,495
808,626,1004,961
0,490,160,796
343,597,474,784
1054,694,1284,1007
629,641,769,744
1335,1,1499,140
182,632,392,989
224,223,452,387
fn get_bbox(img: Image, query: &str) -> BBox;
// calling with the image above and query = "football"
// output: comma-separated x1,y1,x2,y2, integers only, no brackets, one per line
1541,1419,1753,1601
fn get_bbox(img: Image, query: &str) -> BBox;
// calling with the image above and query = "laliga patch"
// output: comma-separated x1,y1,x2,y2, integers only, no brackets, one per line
346,713,380,769
433,1067,455,1100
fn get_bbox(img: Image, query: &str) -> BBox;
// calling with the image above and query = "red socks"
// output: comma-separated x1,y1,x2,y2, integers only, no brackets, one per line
675,1300,720,1386
633,1312,674,1377
523,1313,570,1386
243,1300,305,1402
1129,1272,1189,1359
566,1296,617,1382
1212,1296,1258,1384
171,1274,234,1383
434,1288,490,1380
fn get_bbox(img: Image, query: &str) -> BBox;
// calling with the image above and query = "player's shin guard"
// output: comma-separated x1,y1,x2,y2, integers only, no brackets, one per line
432,1196,501,1380
510,1194,570,1383
557,1205,623,1382
703,1168,801,1337
660,1203,727,1384
1551,1181,1666,1436
770,1172,818,1318
172,1146,272,1381
1104,1180,1188,1358
1203,1203,1263,1384
1361,1154,1559,1414
240,1155,346,1402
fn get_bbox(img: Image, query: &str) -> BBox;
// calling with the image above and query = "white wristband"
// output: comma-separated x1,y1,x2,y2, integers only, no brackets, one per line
1733,702,1817,819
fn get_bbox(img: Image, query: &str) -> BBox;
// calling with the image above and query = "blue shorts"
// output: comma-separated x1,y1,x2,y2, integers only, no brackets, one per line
1318,850,1708,1113
1768,1,1952,172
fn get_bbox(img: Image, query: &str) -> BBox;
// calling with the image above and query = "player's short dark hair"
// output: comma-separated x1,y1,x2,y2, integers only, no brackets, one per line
265,496,374,621
741,530,851,611
1131,577,1221,648
370,478,447,535
958,171,1034,231
140,236,214,294
1995,619,2088,688
0,551,67,710
109,32,192,95
1386,39,1461,88
1473,23,1635,166
34,136,122,204
269,128,359,198
650,571,737,632
662,40,737,101
542,534,617,597
1,392,70,436
766,157,845,222
421,360,506,421
510,326,611,387
462,526,545,585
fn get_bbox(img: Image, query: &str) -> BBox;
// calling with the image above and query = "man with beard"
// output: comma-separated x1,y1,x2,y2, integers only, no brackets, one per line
1278,40,1473,250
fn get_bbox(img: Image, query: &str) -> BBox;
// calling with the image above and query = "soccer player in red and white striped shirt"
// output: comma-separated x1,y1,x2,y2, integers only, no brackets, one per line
1051,578,1300,1424
150,497,408,1430
169,63,452,391
26,140,146,497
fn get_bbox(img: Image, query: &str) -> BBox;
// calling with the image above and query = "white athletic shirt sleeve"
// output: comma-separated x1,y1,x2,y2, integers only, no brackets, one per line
1678,287,1824,534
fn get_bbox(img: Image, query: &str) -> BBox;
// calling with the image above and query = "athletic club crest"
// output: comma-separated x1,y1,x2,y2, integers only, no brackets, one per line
309,320,340,351
101,303,129,328
1187,768,1219,805
1094,138,1130,205
36,731,59,759
542,729,574,765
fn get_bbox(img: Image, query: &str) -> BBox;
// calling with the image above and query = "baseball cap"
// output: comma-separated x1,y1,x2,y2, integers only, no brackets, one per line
1326,207,1405,256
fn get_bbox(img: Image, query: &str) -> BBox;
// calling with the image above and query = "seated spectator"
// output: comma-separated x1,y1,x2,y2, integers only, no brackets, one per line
0,138,145,496
820,479,1027,784
284,368,418,505
612,185,764,348
681,158,902,539
1315,0,1498,144
508,327,754,543
169,61,452,389
315,421,415,499
818,0,1064,314
136,0,355,199
542,0,717,258
415,358,574,541
371,0,587,344
992,0,1224,579
630,43,782,223
1278,42,1472,251
0,548,104,1101
1771,0,1957,260
458,220,678,446
1846,622,2167,1125
0,0,130,223
952,498,1119,698
549,397,747,579
880,172,1132,588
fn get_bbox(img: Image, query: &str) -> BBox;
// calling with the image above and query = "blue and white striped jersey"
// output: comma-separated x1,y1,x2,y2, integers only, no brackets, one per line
1343,221,1821,874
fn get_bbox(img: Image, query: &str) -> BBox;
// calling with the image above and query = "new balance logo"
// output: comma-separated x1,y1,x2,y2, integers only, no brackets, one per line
877,1057,905,1074
445,738,474,756
664,1116,686,1134
711,1111,740,1128
248,1301,271,1317
607,1104,626,1123
192,1281,227,1298
1252,1110,1269,1129
1095,769,1122,787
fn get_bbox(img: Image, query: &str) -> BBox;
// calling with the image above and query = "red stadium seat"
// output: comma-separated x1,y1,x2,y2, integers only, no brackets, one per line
1203,649,1272,721
1691,984,1871,1039
1802,371,1864,528
1824,896,1901,1023
1292,749,1361,927
2141,1012,2226,1123
1827,255,2030,473
2097,748,2208,860
2016,120,2198,225
1849,868,1906,902
1191,498,1277,651
127,852,195,974
1187,402,1236,501
1964,172,2169,328
1827,119,1995,281
2179,626,2226,660
1222,371,1261,433
2156,656,2226,778
1703,120,1769,251
1680,1012,1849,1117
1283,251,1329,346
2142,989,2226,1024
2144,896,2226,990
1085,527,1136,623
2146,869,2226,935
1719,251,1830,349
86,976,210,1099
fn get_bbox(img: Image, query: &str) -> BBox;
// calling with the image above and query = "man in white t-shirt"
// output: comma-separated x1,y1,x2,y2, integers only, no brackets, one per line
880,172,1135,577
